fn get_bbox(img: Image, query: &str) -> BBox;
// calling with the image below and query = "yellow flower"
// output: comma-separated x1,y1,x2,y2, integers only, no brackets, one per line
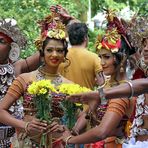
27,80,57,95
59,30,66,39
58,83,91,95
28,80,91,98
28,82,39,95
97,43,102,50
75,103,82,107
38,88,48,95
47,29,66,40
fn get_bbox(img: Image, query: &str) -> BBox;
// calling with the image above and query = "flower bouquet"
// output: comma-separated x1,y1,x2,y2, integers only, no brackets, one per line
27,80,91,147
27,79,57,147
58,83,91,129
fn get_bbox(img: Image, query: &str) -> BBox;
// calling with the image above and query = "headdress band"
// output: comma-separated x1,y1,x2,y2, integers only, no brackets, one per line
0,18,27,49
35,13,67,50
0,32,13,44
96,28,121,53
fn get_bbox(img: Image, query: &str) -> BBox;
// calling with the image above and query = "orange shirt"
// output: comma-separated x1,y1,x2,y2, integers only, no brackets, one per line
58,47,102,89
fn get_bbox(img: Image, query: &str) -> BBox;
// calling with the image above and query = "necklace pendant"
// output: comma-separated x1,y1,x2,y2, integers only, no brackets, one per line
0,67,7,75
1,85,7,93
7,64,14,74
36,69,63,86
1,75,8,84
7,76,14,85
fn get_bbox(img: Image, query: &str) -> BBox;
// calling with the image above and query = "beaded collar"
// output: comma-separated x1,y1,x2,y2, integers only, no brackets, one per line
0,62,23,119
36,68,63,86
0,62,15,100
23,68,64,117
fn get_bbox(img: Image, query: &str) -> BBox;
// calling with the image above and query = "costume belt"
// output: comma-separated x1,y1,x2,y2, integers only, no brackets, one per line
104,136,122,148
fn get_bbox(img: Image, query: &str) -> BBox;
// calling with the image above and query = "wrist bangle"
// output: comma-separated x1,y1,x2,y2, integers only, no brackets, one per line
24,122,30,133
65,135,73,146
126,81,134,99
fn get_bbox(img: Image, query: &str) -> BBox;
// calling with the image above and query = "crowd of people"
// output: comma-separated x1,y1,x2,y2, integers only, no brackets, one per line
0,4,147,148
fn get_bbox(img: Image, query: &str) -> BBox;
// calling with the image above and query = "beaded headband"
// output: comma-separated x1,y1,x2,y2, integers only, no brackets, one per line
0,18,27,49
35,13,67,50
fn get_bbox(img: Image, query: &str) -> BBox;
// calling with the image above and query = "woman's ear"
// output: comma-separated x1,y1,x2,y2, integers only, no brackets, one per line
62,57,66,63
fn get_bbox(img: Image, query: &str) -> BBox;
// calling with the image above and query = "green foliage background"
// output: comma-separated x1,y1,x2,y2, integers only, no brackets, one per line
0,0,88,58
0,0,147,57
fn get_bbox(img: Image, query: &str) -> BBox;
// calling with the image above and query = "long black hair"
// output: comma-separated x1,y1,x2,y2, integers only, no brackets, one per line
113,35,136,67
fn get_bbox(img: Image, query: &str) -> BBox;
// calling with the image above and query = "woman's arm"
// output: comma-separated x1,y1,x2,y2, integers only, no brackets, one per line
68,78,148,105
14,51,40,75
63,109,123,144
50,5,79,26
105,78,148,99
0,76,47,133
0,85,26,130
62,98,128,144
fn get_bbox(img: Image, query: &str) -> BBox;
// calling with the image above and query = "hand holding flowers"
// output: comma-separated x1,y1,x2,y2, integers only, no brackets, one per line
27,80,91,146
24,118,48,135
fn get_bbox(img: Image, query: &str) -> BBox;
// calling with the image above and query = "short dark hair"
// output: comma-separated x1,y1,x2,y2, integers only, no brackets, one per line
67,22,88,45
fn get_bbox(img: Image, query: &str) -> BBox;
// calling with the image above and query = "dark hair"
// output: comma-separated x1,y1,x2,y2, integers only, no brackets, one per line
113,35,136,66
67,22,88,45
40,37,68,57
113,52,122,67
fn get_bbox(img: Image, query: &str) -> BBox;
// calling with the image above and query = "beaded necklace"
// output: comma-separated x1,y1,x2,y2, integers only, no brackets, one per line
37,67,63,86
0,61,23,147
0,62,15,100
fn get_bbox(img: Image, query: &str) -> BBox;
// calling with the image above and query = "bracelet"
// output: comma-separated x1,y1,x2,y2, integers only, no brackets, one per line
126,81,134,99
24,122,30,133
65,135,73,146
71,128,79,136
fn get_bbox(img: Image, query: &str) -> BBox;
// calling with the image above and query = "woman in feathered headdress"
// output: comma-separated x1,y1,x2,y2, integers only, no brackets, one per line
60,9,137,148
60,12,148,148
0,12,71,148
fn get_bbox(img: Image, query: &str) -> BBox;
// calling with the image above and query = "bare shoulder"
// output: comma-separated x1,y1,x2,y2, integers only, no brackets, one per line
16,70,38,83
14,58,25,67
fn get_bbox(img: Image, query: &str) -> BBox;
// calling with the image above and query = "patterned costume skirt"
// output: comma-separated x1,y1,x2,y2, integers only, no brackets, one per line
10,133,65,148
0,124,15,148
84,137,122,148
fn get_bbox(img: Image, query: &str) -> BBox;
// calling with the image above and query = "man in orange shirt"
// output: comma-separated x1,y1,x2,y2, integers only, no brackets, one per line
59,22,104,90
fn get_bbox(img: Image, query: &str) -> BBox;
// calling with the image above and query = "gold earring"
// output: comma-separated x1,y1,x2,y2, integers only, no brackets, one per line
120,56,126,73
40,57,45,66
63,57,66,62
120,62,124,73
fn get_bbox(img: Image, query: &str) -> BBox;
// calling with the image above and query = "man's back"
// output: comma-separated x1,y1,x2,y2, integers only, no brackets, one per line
59,47,102,89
